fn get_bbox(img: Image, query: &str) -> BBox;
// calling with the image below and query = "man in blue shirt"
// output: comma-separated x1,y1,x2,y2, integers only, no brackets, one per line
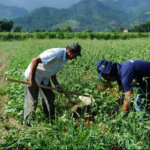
97,59,150,120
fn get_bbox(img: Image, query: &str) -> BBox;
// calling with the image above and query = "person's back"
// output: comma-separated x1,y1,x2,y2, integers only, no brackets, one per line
96,59,150,121
119,60,150,92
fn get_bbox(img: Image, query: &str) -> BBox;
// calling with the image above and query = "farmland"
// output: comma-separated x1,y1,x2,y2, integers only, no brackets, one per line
0,38,150,149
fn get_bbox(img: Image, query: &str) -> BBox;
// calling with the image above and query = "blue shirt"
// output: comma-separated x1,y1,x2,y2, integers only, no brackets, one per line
117,60,150,92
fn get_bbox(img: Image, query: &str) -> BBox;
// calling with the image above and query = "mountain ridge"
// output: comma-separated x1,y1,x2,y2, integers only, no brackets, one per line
0,3,29,20
1,0,150,31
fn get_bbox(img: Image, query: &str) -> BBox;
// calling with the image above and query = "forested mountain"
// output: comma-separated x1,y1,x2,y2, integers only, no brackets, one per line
116,0,150,26
0,3,29,20
8,0,150,31
131,0,150,25
117,0,146,7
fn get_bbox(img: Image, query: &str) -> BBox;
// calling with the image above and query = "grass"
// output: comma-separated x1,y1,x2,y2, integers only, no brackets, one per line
0,38,150,149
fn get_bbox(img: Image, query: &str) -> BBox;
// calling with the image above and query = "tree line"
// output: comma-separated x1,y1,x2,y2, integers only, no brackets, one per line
131,21,150,32
0,19,22,32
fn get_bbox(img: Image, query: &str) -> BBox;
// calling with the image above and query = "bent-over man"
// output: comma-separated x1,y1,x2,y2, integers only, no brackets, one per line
96,59,150,121
24,42,82,126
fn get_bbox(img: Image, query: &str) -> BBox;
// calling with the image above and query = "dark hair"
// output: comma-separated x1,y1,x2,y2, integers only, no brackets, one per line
66,46,71,50
105,61,109,66
109,63,118,77
66,46,76,53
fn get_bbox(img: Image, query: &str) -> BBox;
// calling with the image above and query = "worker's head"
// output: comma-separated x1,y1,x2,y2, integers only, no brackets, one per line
66,42,81,60
101,73,116,82
96,59,118,82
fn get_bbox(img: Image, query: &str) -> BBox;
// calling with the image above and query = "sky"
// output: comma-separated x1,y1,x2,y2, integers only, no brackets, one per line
0,0,82,11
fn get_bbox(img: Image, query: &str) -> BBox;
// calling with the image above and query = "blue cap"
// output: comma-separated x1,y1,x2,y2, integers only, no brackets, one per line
97,59,109,79
97,59,113,79
97,59,120,80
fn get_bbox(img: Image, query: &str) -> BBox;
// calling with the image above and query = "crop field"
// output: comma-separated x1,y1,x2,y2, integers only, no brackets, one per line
0,38,150,149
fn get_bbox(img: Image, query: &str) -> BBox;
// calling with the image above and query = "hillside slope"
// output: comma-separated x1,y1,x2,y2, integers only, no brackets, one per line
0,3,29,20
11,0,150,31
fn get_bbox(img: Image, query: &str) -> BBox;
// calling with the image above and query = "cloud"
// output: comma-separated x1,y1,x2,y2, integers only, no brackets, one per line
0,0,81,11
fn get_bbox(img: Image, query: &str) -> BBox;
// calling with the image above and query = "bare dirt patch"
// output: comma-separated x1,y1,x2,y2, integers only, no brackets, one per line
0,50,21,143
0,51,13,73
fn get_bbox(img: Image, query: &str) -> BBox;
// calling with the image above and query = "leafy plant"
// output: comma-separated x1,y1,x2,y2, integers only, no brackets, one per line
1,38,150,149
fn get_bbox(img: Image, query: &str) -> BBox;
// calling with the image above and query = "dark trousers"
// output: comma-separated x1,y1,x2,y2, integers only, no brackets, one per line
135,87,150,121
24,79,55,122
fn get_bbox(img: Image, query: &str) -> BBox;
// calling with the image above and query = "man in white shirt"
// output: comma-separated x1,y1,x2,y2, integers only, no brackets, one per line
24,42,81,126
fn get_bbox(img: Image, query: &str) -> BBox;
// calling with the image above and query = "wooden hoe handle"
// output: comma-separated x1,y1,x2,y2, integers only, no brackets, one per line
6,78,90,97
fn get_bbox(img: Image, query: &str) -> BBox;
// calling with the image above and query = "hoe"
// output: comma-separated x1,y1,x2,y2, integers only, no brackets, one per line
6,78,95,105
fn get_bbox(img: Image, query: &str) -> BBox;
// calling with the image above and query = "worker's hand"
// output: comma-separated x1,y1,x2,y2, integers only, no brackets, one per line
120,110,129,118
120,110,124,115
56,85,64,93
109,106,119,116
29,80,37,88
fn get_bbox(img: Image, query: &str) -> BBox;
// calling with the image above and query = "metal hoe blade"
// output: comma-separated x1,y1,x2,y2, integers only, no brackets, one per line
79,94,95,105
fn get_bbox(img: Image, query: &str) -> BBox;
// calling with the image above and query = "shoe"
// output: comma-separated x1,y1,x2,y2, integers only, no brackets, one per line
23,120,32,127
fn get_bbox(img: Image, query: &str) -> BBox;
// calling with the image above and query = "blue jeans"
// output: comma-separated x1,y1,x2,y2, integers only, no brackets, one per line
135,87,150,121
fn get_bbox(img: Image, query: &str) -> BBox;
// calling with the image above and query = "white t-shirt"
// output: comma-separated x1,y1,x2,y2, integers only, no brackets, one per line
25,48,68,85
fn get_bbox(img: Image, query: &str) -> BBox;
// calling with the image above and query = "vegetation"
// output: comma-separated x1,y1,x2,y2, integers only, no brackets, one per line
59,26,73,32
10,0,150,32
0,19,13,32
0,38,150,149
118,0,146,7
84,30,92,33
13,26,22,32
0,3,29,20
51,20,80,31
131,22,150,32
0,0,150,32
0,32,150,41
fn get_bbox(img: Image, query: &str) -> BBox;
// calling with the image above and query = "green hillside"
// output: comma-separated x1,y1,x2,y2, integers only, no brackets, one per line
51,20,80,30
117,0,146,7
67,0,127,31
133,0,150,23
12,0,127,32
12,7,69,31
9,0,150,32
0,3,29,20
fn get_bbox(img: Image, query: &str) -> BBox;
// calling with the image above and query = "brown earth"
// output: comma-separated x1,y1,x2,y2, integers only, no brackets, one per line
0,51,21,143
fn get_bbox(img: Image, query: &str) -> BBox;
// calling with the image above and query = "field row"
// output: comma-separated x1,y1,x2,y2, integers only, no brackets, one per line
0,32,150,41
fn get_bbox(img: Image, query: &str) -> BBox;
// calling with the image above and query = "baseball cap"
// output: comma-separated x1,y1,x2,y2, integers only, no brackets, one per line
69,42,81,56
97,59,109,79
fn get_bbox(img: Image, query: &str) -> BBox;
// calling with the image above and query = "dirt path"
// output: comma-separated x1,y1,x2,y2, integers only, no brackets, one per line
0,51,21,143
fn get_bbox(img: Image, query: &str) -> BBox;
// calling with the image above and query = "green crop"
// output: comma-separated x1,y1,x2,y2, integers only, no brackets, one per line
1,38,150,149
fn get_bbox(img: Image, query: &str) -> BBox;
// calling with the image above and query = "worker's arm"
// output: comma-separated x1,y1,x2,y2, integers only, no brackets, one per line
116,85,125,106
109,85,125,116
51,74,64,93
30,56,42,88
121,89,133,114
